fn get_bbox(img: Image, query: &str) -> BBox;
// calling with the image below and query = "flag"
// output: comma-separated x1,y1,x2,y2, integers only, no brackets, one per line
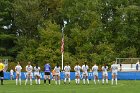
61,37,64,53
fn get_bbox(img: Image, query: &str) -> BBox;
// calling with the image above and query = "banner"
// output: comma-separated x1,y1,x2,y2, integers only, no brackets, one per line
4,72,140,80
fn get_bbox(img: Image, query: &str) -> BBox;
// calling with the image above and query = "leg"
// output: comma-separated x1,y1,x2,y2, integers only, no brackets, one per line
30,75,32,85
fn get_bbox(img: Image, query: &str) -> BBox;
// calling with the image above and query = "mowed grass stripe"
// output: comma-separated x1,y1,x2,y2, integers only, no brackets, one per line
0,80,140,93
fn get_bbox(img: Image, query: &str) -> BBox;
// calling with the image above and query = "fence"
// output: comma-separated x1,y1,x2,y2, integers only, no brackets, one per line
4,72,140,80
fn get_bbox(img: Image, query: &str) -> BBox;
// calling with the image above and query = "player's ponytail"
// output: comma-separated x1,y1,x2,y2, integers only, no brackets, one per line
36,64,38,69
85,62,87,67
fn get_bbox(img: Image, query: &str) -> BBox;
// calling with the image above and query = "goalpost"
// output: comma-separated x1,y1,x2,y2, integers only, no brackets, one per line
116,58,140,72
3,59,8,72
116,58,140,64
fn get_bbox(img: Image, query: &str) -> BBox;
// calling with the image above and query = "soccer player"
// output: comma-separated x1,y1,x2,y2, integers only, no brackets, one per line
54,63,61,85
51,69,55,80
102,64,108,84
0,59,5,85
64,63,71,84
15,62,22,85
111,61,118,85
10,69,14,80
34,63,41,85
44,62,51,85
74,62,81,85
82,62,89,85
92,63,99,84
25,62,33,85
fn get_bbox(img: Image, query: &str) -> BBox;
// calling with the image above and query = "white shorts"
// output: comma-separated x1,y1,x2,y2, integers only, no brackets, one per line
75,71,80,76
16,72,21,77
55,72,60,76
112,71,118,75
65,72,70,76
34,72,40,77
82,71,88,76
102,72,108,76
93,72,98,76
26,72,33,77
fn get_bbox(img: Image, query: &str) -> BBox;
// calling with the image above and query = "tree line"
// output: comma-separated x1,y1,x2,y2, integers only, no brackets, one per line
0,0,140,70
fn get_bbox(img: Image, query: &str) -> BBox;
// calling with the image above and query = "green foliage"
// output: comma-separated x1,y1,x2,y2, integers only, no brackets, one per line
0,0,140,69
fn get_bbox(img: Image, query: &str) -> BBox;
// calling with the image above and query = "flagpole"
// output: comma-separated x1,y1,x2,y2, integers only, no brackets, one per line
61,20,67,70
61,29,64,70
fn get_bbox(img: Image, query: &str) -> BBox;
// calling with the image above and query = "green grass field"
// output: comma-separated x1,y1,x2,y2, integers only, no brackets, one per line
0,80,140,93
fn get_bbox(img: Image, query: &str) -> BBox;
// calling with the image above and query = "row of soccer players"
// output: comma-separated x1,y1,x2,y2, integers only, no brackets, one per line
14,62,118,85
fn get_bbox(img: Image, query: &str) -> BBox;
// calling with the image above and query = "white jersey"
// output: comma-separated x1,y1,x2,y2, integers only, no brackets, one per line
92,65,98,73
74,65,81,76
102,66,108,76
92,65,98,76
74,65,81,72
34,66,40,76
10,69,14,75
111,64,118,72
26,65,33,72
64,65,71,72
82,65,89,76
102,66,108,72
82,65,89,72
54,66,61,73
15,65,22,73
34,66,40,73
26,65,33,76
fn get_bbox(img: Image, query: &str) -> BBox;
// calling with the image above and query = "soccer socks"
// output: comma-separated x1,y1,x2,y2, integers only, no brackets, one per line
64,78,66,83
1,78,3,85
19,78,21,85
115,78,117,85
35,79,37,84
44,79,46,84
68,78,70,83
30,79,32,85
16,79,18,85
75,79,78,84
98,79,100,83
48,79,51,84
94,79,96,84
78,79,80,84
106,79,108,84
102,79,104,84
58,80,60,85
112,79,114,85
25,79,28,85
55,80,57,85
87,79,89,84
83,79,85,84
38,79,40,84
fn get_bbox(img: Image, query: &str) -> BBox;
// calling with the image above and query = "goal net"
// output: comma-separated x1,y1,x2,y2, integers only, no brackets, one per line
116,58,140,72
3,59,8,72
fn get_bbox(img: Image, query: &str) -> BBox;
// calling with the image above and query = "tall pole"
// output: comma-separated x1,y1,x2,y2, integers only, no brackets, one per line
61,28,64,70
61,20,67,70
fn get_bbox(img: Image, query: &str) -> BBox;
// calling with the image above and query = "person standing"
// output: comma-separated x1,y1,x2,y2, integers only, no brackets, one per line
25,62,33,85
54,63,61,85
10,69,14,80
0,59,5,85
82,62,89,85
92,63,99,84
44,62,51,85
120,63,122,71
15,62,22,85
111,61,118,85
136,60,139,71
74,63,81,85
64,63,71,84
34,63,41,85
102,64,108,84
